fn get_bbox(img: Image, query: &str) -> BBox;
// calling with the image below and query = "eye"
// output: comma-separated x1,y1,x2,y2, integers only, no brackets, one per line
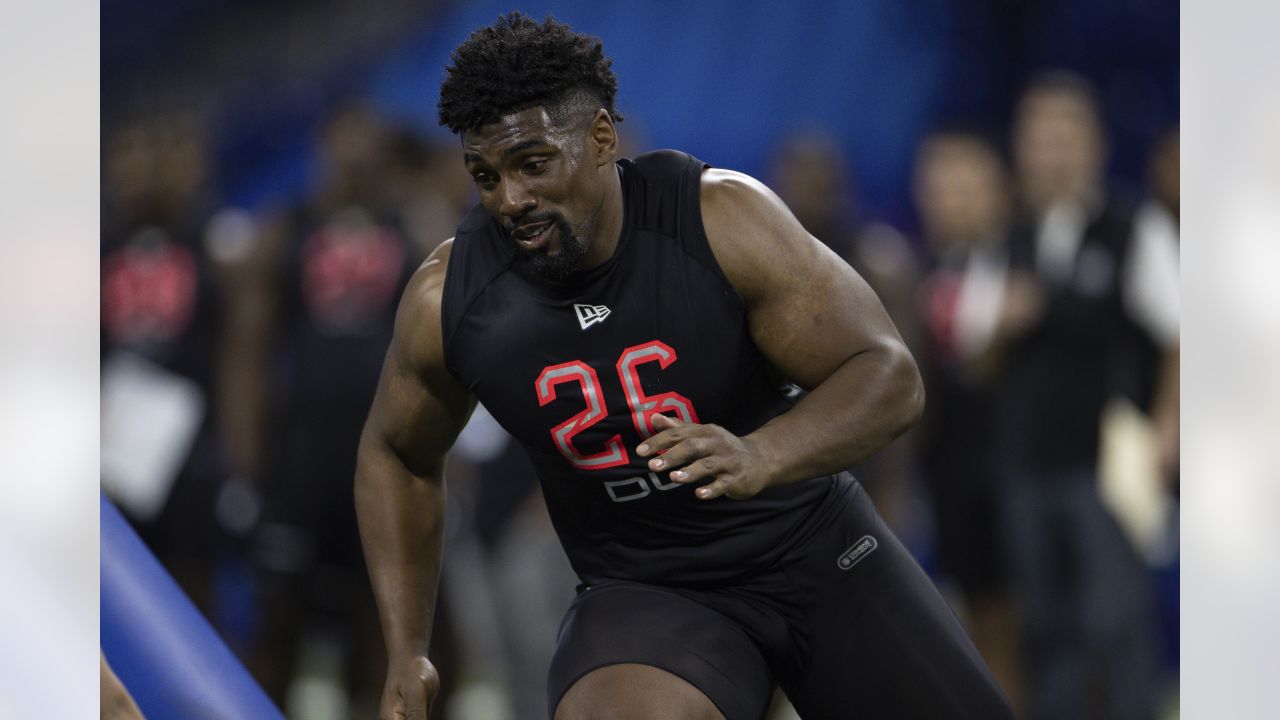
472,172,497,189
522,158,548,174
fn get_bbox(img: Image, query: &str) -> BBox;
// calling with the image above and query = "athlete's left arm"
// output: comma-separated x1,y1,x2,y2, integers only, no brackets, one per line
636,169,924,500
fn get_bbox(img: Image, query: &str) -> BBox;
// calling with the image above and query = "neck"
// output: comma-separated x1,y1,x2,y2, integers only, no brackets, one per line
579,163,624,269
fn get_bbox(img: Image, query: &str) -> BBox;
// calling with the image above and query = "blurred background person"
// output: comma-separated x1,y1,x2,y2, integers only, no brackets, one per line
990,72,1179,720
100,111,239,617
911,124,1022,713
381,124,476,260
225,102,432,719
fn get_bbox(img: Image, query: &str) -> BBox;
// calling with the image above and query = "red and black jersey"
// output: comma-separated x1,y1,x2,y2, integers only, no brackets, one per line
442,150,852,587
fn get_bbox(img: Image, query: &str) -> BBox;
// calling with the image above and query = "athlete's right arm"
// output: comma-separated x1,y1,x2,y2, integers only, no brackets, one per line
355,240,473,720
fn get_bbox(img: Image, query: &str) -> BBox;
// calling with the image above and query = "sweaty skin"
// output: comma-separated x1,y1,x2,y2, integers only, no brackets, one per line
356,105,922,720
461,106,624,274
355,241,462,720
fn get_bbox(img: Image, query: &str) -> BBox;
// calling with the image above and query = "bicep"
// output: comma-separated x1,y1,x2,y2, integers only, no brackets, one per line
702,171,910,390
363,341,473,478
751,252,907,392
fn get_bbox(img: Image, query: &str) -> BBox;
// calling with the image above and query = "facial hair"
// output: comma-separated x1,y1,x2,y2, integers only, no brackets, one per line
509,212,592,284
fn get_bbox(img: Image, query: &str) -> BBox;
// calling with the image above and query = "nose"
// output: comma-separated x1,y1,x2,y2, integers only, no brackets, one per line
498,176,537,219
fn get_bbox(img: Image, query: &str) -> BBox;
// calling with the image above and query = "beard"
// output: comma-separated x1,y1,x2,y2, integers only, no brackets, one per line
508,212,592,284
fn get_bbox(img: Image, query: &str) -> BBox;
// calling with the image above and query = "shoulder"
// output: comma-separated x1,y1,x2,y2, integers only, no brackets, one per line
404,238,453,312
392,239,454,372
699,168,787,223
630,149,705,180
698,168,819,304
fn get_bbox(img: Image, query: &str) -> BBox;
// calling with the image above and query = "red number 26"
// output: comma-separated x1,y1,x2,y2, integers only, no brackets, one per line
535,340,699,471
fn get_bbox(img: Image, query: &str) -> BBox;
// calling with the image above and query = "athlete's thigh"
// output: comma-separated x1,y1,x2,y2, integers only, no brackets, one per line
548,581,773,720
555,663,723,720
782,488,1014,720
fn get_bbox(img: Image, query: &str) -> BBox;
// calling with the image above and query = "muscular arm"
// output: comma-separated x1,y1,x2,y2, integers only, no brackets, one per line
355,241,473,715
637,170,923,498
708,170,924,485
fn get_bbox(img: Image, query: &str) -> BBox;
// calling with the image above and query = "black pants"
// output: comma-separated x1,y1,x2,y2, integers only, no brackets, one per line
1002,471,1159,720
548,483,1014,719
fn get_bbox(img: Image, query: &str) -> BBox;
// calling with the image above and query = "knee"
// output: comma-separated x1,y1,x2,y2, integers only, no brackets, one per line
553,664,723,720
555,694,700,720
556,697,721,720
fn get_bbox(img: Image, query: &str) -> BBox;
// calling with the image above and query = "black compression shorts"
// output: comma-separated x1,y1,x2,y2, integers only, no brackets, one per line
547,482,1014,719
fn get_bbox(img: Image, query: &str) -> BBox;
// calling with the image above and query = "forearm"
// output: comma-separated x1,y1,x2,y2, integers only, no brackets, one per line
355,437,446,660
746,342,924,487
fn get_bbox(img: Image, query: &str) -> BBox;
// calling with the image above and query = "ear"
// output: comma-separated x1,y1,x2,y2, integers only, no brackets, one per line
589,109,618,167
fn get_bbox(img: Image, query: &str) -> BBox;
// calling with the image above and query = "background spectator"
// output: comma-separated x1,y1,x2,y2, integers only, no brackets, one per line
101,111,237,617
991,72,1177,720
912,125,1023,713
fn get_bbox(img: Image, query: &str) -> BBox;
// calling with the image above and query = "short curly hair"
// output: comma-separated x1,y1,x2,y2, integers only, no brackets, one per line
438,12,622,134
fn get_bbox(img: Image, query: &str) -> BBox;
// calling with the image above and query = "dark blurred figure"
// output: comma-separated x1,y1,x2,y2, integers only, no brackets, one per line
911,126,1023,713
100,112,238,615
226,102,441,719
769,131,858,253
381,124,476,261
769,131,922,531
992,73,1177,720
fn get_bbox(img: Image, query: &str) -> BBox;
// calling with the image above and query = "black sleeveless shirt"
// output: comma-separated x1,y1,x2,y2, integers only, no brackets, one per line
442,150,851,587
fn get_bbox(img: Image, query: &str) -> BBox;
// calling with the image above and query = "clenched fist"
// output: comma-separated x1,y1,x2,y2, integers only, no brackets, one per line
381,655,440,720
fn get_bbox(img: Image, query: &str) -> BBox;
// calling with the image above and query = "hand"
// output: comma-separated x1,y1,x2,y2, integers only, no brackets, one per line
635,413,773,500
381,655,440,720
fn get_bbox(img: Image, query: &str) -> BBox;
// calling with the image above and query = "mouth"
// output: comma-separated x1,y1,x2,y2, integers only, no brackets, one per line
512,220,555,252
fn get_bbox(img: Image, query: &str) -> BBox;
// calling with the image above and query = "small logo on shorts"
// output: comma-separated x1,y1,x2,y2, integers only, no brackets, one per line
837,535,877,571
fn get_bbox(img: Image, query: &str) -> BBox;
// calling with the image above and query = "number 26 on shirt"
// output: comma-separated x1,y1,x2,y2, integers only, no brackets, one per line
534,340,699,470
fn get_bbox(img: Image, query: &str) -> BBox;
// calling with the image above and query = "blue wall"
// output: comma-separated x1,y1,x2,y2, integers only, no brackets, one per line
361,0,1176,227
365,0,955,226
207,0,1176,224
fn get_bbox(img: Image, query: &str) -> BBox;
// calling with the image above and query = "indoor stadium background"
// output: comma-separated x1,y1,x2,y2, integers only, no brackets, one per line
100,1,1179,718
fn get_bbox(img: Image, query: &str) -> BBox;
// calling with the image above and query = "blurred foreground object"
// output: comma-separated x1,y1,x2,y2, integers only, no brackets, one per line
101,651,145,720
100,493,283,720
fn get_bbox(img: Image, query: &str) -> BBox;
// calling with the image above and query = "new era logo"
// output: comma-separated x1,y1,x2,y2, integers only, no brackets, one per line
574,303,611,330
